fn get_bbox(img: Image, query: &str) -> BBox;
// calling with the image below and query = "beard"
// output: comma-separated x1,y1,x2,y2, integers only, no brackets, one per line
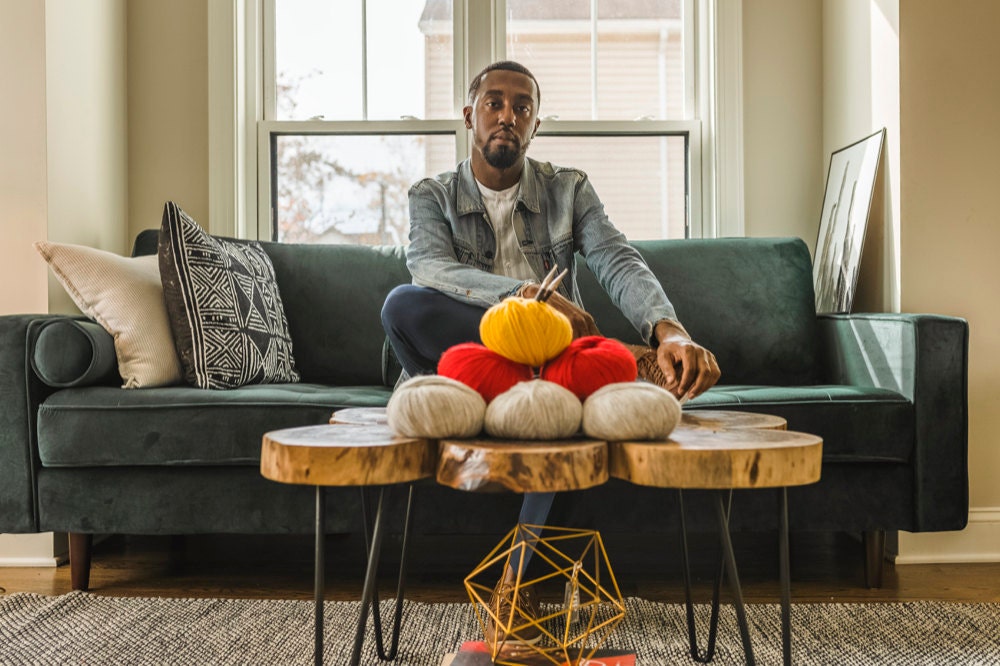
483,137,523,169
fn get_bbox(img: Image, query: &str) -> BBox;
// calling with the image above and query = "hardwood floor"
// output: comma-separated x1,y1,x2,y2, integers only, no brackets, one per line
2,531,998,604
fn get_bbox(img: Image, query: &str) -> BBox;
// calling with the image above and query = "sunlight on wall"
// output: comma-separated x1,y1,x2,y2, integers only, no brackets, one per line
822,0,900,314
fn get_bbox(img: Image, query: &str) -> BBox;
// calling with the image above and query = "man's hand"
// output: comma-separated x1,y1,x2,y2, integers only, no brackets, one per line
654,320,721,401
517,284,601,339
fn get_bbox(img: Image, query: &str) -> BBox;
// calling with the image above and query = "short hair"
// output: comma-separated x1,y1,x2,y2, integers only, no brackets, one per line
467,61,541,107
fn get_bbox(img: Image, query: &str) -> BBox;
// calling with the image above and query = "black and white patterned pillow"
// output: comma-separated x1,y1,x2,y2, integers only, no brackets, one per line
158,202,299,389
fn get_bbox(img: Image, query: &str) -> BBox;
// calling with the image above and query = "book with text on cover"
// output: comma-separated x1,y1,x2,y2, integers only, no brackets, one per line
441,641,637,666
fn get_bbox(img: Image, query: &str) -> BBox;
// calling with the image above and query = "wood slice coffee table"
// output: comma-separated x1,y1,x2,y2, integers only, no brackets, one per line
610,424,822,666
261,424,435,666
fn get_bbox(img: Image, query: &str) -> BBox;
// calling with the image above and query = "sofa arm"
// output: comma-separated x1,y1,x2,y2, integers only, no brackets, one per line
0,314,75,532
818,313,969,531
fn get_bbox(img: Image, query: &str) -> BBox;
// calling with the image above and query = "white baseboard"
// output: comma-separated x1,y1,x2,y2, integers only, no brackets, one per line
0,533,68,567
895,508,1000,564
0,555,63,567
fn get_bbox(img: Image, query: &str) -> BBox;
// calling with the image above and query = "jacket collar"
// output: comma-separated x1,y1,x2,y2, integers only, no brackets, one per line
456,158,542,216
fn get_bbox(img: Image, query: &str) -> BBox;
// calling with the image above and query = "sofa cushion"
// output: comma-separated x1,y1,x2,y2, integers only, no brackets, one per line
688,384,914,462
36,384,392,467
577,238,821,386
159,202,300,389
33,241,184,388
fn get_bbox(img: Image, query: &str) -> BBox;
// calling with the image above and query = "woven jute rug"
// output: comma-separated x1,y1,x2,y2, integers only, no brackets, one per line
1,592,998,665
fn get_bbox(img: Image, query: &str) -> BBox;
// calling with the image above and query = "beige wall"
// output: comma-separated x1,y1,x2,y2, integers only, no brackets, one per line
742,0,824,242
45,0,129,314
898,1,1000,548
0,0,126,562
127,0,209,242
822,0,900,313
0,0,49,315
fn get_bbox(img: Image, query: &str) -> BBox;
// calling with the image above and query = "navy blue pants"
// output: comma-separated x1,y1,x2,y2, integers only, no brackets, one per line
381,284,555,574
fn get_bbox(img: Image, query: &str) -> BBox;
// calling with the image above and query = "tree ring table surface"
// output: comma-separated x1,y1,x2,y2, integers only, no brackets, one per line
329,407,389,426
680,409,787,431
610,427,822,490
260,424,435,487
436,438,608,493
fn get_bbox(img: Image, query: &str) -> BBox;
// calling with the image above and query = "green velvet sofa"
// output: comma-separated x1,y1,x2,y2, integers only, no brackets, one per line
0,232,968,590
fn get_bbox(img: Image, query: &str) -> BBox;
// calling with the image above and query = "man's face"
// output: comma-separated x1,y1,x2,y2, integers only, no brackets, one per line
464,70,540,171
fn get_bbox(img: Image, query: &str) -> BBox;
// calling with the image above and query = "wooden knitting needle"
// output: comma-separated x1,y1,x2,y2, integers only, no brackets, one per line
538,268,569,302
534,266,559,300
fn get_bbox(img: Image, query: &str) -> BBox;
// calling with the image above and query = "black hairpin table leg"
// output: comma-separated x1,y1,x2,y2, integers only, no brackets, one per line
315,484,413,666
362,484,416,661
679,489,724,663
350,487,389,666
314,486,326,666
778,487,792,666
714,491,756,665
678,490,756,665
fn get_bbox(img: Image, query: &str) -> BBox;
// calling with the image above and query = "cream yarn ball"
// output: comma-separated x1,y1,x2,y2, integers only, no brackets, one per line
582,381,682,441
386,375,485,439
484,379,582,440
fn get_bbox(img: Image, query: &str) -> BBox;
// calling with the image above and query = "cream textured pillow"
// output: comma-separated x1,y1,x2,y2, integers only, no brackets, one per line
34,240,183,388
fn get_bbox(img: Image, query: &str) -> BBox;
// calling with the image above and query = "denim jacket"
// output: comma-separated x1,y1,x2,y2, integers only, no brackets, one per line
406,157,679,345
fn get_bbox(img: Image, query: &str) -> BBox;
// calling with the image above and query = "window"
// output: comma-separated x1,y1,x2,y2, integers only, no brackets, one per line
219,0,742,244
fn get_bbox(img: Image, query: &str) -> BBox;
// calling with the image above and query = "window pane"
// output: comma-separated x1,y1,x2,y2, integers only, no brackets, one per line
528,135,687,239
506,0,685,120
275,0,453,120
368,0,453,120
273,134,456,244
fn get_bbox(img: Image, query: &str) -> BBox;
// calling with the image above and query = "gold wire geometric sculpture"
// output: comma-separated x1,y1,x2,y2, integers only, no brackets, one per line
464,524,627,665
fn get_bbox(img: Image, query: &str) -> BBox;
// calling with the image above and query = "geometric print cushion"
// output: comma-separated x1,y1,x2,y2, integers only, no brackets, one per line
157,201,300,389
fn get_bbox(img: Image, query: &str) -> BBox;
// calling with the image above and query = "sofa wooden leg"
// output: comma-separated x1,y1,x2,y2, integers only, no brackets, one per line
69,533,93,591
863,529,886,589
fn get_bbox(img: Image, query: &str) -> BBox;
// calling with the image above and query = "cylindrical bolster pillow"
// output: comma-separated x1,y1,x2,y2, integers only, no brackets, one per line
31,319,120,388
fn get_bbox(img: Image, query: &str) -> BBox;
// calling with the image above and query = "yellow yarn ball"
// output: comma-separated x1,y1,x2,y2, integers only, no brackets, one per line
479,297,573,367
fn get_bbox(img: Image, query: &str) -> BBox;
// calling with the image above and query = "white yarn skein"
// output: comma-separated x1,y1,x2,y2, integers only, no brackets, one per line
582,382,682,441
484,379,582,440
386,375,486,439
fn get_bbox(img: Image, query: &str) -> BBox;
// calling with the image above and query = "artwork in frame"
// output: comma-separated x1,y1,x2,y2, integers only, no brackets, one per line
813,128,886,314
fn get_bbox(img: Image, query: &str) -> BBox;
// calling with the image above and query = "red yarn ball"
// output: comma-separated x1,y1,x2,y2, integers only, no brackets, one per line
437,343,534,402
540,336,638,400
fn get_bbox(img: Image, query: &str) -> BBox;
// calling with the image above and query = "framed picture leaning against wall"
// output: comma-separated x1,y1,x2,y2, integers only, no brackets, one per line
813,128,886,313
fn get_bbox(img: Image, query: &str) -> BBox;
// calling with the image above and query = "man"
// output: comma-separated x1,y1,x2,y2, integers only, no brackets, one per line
382,61,720,644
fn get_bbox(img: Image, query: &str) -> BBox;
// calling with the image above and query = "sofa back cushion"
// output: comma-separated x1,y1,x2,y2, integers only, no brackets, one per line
261,242,410,385
576,237,820,386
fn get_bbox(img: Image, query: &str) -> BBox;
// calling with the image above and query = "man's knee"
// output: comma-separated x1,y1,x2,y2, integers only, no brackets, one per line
381,284,424,330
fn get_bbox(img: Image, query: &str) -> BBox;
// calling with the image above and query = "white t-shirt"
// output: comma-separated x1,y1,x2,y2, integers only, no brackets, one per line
476,179,538,282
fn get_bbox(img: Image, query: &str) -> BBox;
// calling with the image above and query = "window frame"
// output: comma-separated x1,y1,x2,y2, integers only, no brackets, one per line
209,0,742,242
